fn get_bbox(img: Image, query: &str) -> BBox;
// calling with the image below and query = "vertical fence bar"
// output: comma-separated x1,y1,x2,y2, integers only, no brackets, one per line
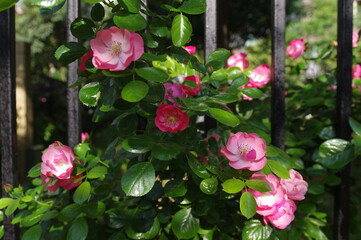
0,7,17,240
334,0,353,239
67,0,81,148
271,0,286,149
205,0,217,59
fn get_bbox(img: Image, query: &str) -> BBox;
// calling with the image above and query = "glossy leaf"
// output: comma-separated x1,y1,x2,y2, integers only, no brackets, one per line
86,201,106,218
222,179,245,194
149,18,169,37
113,12,146,31
121,162,155,197
267,160,290,179
0,198,13,209
121,81,149,103
79,82,101,107
30,0,64,8
121,0,140,13
209,108,240,127
200,178,218,195
83,0,102,3
136,67,169,82
241,88,264,99
0,0,16,12
207,48,232,64
245,179,271,193
87,166,107,179
242,220,272,240
164,179,187,197
73,182,91,204
177,0,206,14
126,217,160,239
71,17,96,39
187,153,211,178
20,212,42,227
67,217,88,240
152,142,181,160
27,162,41,177
316,138,354,169
240,192,256,219
22,225,42,240
171,208,200,239
349,117,361,136
171,14,192,47
59,203,83,221
91,3,105,21
54,42,86,64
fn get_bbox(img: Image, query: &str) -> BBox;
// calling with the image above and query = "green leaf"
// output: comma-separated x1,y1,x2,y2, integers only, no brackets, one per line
121,0,140,13
207,48,232,64
245,179,271,192
22,225,42,240
83,0,102,3
67,217,88,240
0,0,16,12
59,203,83,221
73,143,91,159
164,179,187,197
136,67,169,82
79,82,101,107
121,162,155,197
200,178,218,195
73,182,91,204
54,42,86,64
171,14,192,47
349,117,361,136
171,208,200,239
222,179,245,194
149,18,169,38
91,3,105,21
177,0,206,14
187,153,211,178
121,81,149,103
209,108,240,127
113,12,147,31
152,142,181,161
20,212,43,227
241,88,264,99
242,219,272,240
267,160,290,179
316,138,354,169
30,0,64,8
87,166,107,179
240,192,257,219
0,198,13,209
5,199,19,216
71,17,96,39
86,201,106,218
126,217,160,239
28,162,42,177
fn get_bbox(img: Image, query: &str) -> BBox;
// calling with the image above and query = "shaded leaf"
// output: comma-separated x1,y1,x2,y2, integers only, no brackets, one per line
121,162,155,197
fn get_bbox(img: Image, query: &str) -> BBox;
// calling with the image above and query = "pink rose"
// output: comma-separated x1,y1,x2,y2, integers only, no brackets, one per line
78,50,93,71
81,132,90,142
184,46,196,54
155,104,189,133
264,199,296,229
352,64,361,79
226,53,250,71
182,75,203,96
329,85,337,90
57,174,83,190
164,83,187,105
353,31,359,48
220,132,267,171
286,39,306,59
90,26,144,71
41,174,60,192
248,172,286,216
248,64,271,88
41,141,75,179
280,169,308,201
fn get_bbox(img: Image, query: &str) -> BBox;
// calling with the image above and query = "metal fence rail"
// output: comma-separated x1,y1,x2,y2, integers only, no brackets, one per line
0,0,354,239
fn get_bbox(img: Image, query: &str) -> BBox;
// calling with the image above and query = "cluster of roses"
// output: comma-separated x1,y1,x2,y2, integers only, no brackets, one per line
40,141,83,192
220,132,308,229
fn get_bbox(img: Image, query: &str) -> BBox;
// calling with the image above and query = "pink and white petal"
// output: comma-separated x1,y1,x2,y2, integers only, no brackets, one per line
229,159,251,169
248,157,267,171
100,29,114,48
131,34,144,60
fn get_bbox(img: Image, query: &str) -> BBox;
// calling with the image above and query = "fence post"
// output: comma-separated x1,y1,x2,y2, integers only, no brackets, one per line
271,0,286,150
334,0,353,239
67,0,81,148
0,7,17,240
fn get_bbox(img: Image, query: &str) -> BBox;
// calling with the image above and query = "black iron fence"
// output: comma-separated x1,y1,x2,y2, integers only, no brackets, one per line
0,0,353,239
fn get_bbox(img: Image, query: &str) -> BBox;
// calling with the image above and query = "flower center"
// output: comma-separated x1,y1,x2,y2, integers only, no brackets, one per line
55,159,67,167
110,42,122,56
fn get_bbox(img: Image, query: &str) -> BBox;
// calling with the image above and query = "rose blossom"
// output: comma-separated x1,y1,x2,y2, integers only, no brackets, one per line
353,31,359,48
41,174,60,192
41,141,75,179
164,83,187,105
248,64,271,88
220,132,267,171
78,50,93,71
352,64,361,79
280,169,308,201
226,53,250,71
248,172,286,216
155,104,189,133
184,46,196,54
263,199,297,229
286,39,306,59
182,75,203,96
41,174,83,192
81,132,90,142
90,26,144,71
